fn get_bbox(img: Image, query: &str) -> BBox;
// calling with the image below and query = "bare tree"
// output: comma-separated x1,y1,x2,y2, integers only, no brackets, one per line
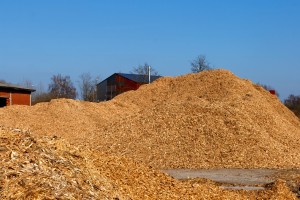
131,63,159,76
284,94,300,118
31,82,53,105
32,92,53,105
131,63,159,83
78,73,100,102
19,79,34,88
191,55,212,73
48,74,77,99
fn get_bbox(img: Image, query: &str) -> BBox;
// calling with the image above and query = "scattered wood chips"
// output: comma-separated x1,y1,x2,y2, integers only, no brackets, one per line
0,127,297,199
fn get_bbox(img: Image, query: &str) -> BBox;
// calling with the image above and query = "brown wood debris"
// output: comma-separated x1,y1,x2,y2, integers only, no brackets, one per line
0,69,300,199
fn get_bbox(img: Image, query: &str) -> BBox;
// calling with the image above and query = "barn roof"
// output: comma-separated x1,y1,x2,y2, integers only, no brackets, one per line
97,73,162,85
0,82,36,92
117,73,161,83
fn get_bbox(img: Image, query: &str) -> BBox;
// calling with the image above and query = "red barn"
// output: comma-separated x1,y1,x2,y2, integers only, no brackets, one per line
97,73,161,101
0,83,35,107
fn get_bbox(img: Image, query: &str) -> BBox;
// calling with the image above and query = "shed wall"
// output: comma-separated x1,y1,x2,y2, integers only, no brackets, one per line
11,92,31,105
0,91,11,106
0,89,32,106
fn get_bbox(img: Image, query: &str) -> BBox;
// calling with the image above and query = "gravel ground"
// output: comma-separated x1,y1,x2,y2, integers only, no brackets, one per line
162,168,277,186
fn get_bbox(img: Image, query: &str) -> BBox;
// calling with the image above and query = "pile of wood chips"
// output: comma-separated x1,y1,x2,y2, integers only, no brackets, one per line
0,127,297,199
99,69,300,169
1,69,300,198
2,69,298,169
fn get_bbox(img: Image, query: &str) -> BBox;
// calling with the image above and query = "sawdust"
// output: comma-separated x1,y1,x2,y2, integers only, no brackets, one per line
0,127,119,199
1,69,300,198
98,70,300,169
0,69,300,170
0,127,297,199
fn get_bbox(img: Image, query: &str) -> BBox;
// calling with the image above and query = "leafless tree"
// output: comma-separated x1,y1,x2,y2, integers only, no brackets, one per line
191,55,212,73
284,94,300,118
131,63,159,76
48,74,77,99
31,82,53,105
19,79,34,88
78,73,100,102
131,63,159,83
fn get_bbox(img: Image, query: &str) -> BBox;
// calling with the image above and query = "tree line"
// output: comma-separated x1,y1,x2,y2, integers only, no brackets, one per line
29,55,209,104
30,73,99,105
4,54,300,118
284,95,300,118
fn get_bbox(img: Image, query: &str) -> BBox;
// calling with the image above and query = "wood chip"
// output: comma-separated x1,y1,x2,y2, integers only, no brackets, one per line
0,69,299,199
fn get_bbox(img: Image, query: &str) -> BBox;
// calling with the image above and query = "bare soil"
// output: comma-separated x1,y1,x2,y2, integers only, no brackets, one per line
165,168,300,198
164,168,300,195
163,169,277,186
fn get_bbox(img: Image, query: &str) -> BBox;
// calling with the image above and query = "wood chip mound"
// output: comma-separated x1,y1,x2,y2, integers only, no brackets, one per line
0,69,299,170
0,127,297,199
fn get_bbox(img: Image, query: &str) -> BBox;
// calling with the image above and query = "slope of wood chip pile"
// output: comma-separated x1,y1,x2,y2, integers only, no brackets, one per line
98,69,300,169
0,127,297,199
0,69,299,170
0,127,119,199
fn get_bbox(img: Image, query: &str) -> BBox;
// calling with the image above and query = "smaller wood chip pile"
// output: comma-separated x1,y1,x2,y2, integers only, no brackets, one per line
0,127,118,199
0,127,297,199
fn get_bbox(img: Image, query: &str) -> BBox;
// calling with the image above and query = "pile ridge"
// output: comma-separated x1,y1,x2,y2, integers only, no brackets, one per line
100,69,300,168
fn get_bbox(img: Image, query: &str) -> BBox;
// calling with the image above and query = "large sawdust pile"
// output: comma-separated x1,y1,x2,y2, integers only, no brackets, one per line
0,127,297,199
99,69,300,169
0,69,300,169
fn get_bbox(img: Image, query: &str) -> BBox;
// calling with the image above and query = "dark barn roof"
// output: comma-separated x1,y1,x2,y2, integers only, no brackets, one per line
97,73,162,85
117,73,161,83
0,83,36,92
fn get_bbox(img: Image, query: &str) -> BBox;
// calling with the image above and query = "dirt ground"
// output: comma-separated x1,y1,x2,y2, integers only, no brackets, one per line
163,169,276,186
163,168,300,197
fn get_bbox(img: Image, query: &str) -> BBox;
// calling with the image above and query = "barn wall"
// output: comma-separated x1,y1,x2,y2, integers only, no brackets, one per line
115,74,141,94
97,80,107,101
97,74,147,101
106,74,117,100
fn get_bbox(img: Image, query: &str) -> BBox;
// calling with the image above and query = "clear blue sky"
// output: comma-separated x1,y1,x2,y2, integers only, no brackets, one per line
0,0,299,100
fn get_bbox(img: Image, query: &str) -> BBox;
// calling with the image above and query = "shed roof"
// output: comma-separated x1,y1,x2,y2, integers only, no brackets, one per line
0,82,36,92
